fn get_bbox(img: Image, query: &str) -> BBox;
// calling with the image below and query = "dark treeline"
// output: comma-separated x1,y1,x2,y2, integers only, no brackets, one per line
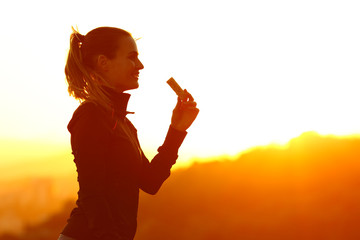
2,132,360,240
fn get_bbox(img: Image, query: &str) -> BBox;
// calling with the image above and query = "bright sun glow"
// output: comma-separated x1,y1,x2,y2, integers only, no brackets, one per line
1,0,360,170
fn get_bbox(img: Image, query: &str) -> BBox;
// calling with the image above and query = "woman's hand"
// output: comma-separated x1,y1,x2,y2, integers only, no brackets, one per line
171,89,200,132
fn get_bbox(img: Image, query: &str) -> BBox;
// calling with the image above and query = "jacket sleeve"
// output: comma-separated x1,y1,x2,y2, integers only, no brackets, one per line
69,104,122,240
139,126,187,195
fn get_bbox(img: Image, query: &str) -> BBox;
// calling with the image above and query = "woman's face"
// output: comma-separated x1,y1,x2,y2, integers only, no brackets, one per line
100,36,144,92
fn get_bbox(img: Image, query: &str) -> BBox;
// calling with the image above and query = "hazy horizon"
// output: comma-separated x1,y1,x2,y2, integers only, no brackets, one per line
2,130,360,180
1,131,360,239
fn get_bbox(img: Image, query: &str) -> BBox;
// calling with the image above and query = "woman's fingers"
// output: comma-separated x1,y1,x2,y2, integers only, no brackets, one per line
182,101,197,108
171,92,199,131
184,89,194,102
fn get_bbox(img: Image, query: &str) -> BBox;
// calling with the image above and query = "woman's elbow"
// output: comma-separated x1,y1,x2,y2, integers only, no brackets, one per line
140,170,170,195
141,183,162,195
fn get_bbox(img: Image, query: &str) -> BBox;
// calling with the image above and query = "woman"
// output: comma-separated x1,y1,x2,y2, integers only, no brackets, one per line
58,27,199,240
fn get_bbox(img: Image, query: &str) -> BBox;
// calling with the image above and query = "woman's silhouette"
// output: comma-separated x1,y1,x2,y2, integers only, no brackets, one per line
58,27,199,240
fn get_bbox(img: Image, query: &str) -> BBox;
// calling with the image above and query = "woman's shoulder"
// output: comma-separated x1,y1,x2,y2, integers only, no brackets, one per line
76,101,104,115
72,101,105,121
67,101,109,132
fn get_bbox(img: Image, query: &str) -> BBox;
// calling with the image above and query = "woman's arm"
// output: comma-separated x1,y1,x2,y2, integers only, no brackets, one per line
139,126,186,194
139,90,199,194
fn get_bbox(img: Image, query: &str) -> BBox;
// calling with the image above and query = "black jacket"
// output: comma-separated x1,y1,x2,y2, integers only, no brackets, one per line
61,90,186,240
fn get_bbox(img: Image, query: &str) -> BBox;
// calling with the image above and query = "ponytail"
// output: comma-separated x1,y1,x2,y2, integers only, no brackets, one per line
65,27,89,101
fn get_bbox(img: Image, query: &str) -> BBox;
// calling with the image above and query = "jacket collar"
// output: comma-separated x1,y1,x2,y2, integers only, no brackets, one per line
102,86,134,118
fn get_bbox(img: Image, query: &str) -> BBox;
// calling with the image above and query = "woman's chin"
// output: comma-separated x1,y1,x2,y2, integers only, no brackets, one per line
120,83,139,92
130,81,139,90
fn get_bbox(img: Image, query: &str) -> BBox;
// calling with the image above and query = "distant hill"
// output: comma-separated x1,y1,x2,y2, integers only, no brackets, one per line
1,132,360,240
135,132,360,240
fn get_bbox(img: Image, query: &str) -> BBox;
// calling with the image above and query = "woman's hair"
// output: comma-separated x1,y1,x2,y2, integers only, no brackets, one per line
65,26,132,109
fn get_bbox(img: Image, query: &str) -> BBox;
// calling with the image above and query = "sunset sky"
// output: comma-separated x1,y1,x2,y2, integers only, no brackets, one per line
1,0,360,168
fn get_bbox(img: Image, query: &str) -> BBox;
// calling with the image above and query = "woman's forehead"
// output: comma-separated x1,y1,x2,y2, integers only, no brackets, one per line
117,36,138,54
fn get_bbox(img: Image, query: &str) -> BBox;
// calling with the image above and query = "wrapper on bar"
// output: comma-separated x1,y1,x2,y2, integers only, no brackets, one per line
167,77,186,100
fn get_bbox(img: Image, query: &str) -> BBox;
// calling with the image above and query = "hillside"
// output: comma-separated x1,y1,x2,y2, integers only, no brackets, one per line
136,132,360,239
1,132,360,240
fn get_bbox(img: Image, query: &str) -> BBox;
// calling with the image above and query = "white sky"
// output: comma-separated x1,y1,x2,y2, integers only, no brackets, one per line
1,0,360,164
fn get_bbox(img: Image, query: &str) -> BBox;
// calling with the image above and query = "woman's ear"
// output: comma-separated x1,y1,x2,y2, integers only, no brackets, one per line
96,54,110,72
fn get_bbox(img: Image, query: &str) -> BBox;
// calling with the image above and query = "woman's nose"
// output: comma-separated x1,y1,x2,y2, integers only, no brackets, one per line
137,59,144,70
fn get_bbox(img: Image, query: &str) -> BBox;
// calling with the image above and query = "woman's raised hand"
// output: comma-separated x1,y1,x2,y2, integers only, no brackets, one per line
170,89,199,132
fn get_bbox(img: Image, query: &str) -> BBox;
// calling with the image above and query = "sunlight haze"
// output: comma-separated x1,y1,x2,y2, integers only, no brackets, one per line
1,0,360,170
